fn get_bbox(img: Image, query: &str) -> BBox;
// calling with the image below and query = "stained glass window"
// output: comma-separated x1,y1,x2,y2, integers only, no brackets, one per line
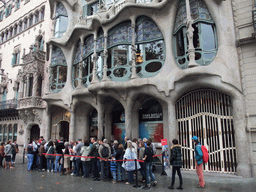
96,28,104,52
74,41,81,64
173,0,217,69
136,18,163,43
56,2,68,17
83,35,94,58
108,22,132,48
51,47,67,66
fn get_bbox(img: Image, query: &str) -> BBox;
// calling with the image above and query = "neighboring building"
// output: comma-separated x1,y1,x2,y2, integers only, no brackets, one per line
0,0,49,146
232,0,256,178
0,0,255,178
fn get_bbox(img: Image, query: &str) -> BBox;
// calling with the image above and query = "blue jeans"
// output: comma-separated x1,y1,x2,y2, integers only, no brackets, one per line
27,154,34,171
111,170,117,181
54,155,62,172
117,162,125,181
127,171,134,184
92,158,99,178
76,158,83,176
82,161,90,177
145,162,156,185
47,158,54,171
100,161,110,180
72,159,77,174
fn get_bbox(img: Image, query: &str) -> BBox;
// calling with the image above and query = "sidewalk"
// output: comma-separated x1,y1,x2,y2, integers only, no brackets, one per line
0,156,255,192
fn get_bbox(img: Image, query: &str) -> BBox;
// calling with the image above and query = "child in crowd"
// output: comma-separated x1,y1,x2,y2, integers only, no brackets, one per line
110,156,117,184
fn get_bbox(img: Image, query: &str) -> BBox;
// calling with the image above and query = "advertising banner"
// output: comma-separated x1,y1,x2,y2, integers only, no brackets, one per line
139,121,163,143
113,123,126,144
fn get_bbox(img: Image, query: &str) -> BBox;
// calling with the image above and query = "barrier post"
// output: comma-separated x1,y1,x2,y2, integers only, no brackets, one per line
60,153,65,176
23,148,25,164
161,152,167,176
133,159,141,188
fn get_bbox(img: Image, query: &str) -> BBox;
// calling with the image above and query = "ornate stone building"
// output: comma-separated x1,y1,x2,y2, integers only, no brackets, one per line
1,0,256,178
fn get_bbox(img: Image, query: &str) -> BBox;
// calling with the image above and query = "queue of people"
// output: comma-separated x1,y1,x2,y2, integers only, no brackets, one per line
23,135,205,190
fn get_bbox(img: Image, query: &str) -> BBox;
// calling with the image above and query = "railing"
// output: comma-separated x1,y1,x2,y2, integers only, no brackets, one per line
0,99,17,110
18,97,44,109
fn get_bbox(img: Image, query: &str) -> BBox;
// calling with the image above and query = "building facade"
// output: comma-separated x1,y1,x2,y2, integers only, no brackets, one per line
0,0,255,178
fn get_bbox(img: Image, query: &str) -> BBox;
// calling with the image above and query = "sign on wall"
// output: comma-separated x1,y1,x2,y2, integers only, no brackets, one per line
139,121,163,143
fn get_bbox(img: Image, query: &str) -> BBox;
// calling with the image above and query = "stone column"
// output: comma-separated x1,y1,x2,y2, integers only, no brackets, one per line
19,78,24,99
69,111,75,141
125,106,132,139
101,33,109,81
45,109,51,141
168,100,178,147
26,74,30,97
97,96,105,140
233,94,251,178
78,38,84,88
32,72,39,97
105,108,112,140
91,37,99,84
130,18,138,79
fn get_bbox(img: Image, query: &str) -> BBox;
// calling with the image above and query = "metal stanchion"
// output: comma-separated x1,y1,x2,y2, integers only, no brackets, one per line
161,152,167,176
133,159,141,188
23,148,25,164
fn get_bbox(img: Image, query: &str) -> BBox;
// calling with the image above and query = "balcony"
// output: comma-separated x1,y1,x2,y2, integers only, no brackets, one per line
17,97,44,109
0,99,17,110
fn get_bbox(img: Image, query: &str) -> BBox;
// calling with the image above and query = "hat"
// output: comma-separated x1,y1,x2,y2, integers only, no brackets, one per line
191,136,198,141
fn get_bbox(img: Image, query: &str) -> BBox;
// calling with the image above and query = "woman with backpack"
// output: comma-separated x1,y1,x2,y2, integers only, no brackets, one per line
46,141,54,172
27,141,34,172
169,139,183,190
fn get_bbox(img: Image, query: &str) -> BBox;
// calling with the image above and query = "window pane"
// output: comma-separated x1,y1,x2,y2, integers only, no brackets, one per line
58,66,67,83
113,45,128,66
3,125,7,142
176,29,185,56
74,64,79,79
52,66,57,85
13,124,17,142
59,16,68,32
201,23,216,51
8,125,12,141
145,40,164,61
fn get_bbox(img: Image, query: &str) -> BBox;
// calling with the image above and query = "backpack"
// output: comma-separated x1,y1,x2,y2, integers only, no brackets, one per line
102,145,109,158
201,145,209,163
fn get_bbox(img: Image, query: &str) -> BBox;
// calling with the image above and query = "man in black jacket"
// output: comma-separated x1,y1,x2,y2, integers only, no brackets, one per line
89,137,100,181
54,137,65,172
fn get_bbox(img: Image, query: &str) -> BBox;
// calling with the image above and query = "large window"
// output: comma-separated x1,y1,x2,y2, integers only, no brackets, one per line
54,2,68,38
0,124,18,142
173,0,217,69
50,46,67,92
72,41,81,88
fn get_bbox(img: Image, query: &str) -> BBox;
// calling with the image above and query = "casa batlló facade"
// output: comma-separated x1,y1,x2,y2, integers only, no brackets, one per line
0,0,256,178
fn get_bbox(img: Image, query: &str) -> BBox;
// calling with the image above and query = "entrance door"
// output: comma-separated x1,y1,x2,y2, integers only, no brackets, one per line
59,121,69,142
176,89,237,173
30,125,40,142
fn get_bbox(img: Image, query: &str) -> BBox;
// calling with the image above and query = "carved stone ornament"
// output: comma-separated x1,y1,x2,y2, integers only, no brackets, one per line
33,109,42,124
18,111,27,125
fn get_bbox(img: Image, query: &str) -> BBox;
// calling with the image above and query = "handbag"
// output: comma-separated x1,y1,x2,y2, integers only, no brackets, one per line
45,146,52,158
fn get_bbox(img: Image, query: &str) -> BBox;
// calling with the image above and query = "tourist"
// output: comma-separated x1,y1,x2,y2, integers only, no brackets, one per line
98,139,111,181
27,141,34,172
4,141,14,169
55,137,65,172
81,140,91,178
46,141,54,172
89,137,100,181
116,144,125,182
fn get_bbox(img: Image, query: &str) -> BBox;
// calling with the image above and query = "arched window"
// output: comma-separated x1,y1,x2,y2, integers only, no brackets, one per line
50,46,67,92
81,35,94,87
73,41,81,88
173,0,217,69
55,2,68,38
135,17,164,76
106,21,132,81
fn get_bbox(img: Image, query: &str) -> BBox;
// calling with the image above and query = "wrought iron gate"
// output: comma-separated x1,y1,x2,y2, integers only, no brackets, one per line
176,89,236,173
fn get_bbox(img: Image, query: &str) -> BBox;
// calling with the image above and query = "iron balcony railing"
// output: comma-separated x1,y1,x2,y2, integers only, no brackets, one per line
0,99,18,110
252,5,256,32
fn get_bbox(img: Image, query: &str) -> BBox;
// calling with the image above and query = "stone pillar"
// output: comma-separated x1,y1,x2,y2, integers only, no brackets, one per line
233,94,251,178
105,108,112,140
45,110,51,141
125,106,132,139
69,111,75,141
47,45,53,93
98,97,105,140
91,37,99,84
32,72,39,97
26,74,30,97
19,79,24,98
168,100,178,147
101,33,109,81
78,38,84,88
130,18,138,79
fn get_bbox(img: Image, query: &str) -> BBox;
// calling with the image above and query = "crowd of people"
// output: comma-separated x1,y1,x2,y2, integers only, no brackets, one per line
26,136,158,189
0,135,206,190
0,140,19,169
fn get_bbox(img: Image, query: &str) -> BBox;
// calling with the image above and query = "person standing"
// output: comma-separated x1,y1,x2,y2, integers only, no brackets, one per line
55,137,65,172
4,141,14,169
46,141,54,172
138,141,146,183
38,141,46,172
191,136,205,188
169,139,183,190
80,140,91,178
143,140,157,189
116,144,125,182
75,139,84,176
98,139,111,181
11,141,19,165
32,139,39,170
0,142,5,167
27,142,34,172
89,137,100,181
